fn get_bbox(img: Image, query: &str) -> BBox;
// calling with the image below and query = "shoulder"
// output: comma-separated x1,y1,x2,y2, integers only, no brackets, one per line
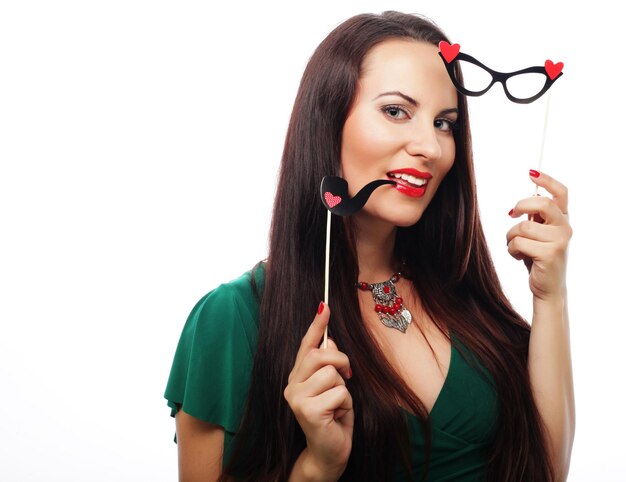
186,262,265,349
203,263,264,307
164,263,265,432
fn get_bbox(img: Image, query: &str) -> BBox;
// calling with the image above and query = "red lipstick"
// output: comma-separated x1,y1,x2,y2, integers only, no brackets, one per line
388,168,432,179
387,168,432,198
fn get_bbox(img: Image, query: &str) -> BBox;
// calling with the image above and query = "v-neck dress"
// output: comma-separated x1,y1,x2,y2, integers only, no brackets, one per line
164,267,500,481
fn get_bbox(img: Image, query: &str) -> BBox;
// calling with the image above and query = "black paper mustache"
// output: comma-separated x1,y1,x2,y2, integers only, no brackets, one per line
320,176,397,216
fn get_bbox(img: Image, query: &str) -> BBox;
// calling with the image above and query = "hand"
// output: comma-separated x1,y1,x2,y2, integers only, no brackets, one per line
283,302,354,479
506,170,573,301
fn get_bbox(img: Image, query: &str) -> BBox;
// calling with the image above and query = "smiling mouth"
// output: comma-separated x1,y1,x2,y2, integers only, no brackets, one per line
385,170,431,198
387,172,429,189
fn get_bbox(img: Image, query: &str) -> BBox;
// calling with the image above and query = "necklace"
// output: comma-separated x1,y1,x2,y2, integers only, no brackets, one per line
357,272,412,333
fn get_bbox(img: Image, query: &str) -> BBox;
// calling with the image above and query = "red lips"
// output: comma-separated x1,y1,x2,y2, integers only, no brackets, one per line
387,168,432,179
387,168,432,198
394,183,426,198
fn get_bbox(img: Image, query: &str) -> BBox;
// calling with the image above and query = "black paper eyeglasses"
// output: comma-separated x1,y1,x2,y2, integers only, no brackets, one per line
438,41,564,104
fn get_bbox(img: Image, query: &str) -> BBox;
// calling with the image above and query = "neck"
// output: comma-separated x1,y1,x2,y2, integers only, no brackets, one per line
353,214,397,282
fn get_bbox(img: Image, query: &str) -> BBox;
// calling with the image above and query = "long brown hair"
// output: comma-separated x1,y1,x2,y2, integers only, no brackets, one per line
221,11,554,481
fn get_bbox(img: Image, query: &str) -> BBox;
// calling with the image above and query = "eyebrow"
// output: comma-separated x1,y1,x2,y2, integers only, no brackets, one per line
373,91,417,106
439,108,459,117
374,91,459,116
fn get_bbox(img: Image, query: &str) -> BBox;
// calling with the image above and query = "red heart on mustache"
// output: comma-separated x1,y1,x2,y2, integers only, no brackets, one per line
324,192,342,208
544,60,564,80
439,41,460,63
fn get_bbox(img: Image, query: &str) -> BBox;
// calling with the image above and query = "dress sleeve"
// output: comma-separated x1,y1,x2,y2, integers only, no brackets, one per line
164,280,257,435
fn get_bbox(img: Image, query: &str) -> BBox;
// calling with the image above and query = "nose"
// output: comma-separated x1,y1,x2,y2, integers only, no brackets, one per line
404,121,442,160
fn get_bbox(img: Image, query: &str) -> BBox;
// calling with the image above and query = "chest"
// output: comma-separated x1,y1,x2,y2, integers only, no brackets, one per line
358,290,451,415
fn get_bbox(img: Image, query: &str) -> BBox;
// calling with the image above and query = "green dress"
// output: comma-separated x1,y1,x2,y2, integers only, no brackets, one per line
164,266,500,481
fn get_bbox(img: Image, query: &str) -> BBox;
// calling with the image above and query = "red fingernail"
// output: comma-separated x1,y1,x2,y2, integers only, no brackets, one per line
508,209,514,216
317,301,324,315
529,169,540,178
348,368,353,379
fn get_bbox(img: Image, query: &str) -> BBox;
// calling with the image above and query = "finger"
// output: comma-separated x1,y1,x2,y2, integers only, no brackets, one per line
321,338,352,380
296,347,352,383
297,365,347,399
308,384,353,421
528,170,569,214
528,203,545,225
286,375,353,427
290,303,330,380
507,236,551,261
322,385,354,425
509,195,566,226
299,301,331,352
506,221,561,244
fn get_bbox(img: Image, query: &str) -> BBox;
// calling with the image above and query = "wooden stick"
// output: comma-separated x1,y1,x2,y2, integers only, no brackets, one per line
536,89,552,195
323,209,331,349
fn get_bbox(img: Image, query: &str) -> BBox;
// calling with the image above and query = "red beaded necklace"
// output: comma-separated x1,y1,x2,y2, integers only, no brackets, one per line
357,272,412,333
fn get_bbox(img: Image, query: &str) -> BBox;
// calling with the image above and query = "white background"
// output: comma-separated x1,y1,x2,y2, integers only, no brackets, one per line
1,1,623,480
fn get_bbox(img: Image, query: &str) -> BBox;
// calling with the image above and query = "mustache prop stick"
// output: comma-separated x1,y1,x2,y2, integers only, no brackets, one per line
319,176,396,348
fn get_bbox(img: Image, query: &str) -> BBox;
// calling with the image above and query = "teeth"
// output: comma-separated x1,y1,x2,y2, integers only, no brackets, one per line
390,172,427,186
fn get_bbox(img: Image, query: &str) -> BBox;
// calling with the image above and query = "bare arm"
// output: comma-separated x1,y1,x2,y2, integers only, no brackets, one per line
529,295,575,481
175,409,224,482
175,408,340,482
507,171,575,480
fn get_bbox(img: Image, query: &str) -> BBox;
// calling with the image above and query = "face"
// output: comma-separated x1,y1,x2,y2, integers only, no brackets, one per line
341,39,458,228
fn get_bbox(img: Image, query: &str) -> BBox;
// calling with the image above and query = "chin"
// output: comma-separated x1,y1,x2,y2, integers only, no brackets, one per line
394,216,424,228
356,201,428,228
383,208,426,227
396,203,431,226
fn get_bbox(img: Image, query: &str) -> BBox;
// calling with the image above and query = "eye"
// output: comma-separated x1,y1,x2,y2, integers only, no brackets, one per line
380,104,410,120
434,117,457,132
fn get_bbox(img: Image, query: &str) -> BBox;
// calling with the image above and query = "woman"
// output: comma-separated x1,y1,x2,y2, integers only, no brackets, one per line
165,11,574,481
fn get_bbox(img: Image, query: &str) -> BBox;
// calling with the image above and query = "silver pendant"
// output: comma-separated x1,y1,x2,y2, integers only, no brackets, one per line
359,273,412,333
380,307,412,333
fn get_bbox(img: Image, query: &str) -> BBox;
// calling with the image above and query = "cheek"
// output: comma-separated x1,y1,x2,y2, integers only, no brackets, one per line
440,140,456,175
430,143,456,192
341,110,394,168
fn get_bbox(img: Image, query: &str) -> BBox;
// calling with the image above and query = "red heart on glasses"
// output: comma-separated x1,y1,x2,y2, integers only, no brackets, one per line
544,60,564,80
439,41,460,63
324,192,342,208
